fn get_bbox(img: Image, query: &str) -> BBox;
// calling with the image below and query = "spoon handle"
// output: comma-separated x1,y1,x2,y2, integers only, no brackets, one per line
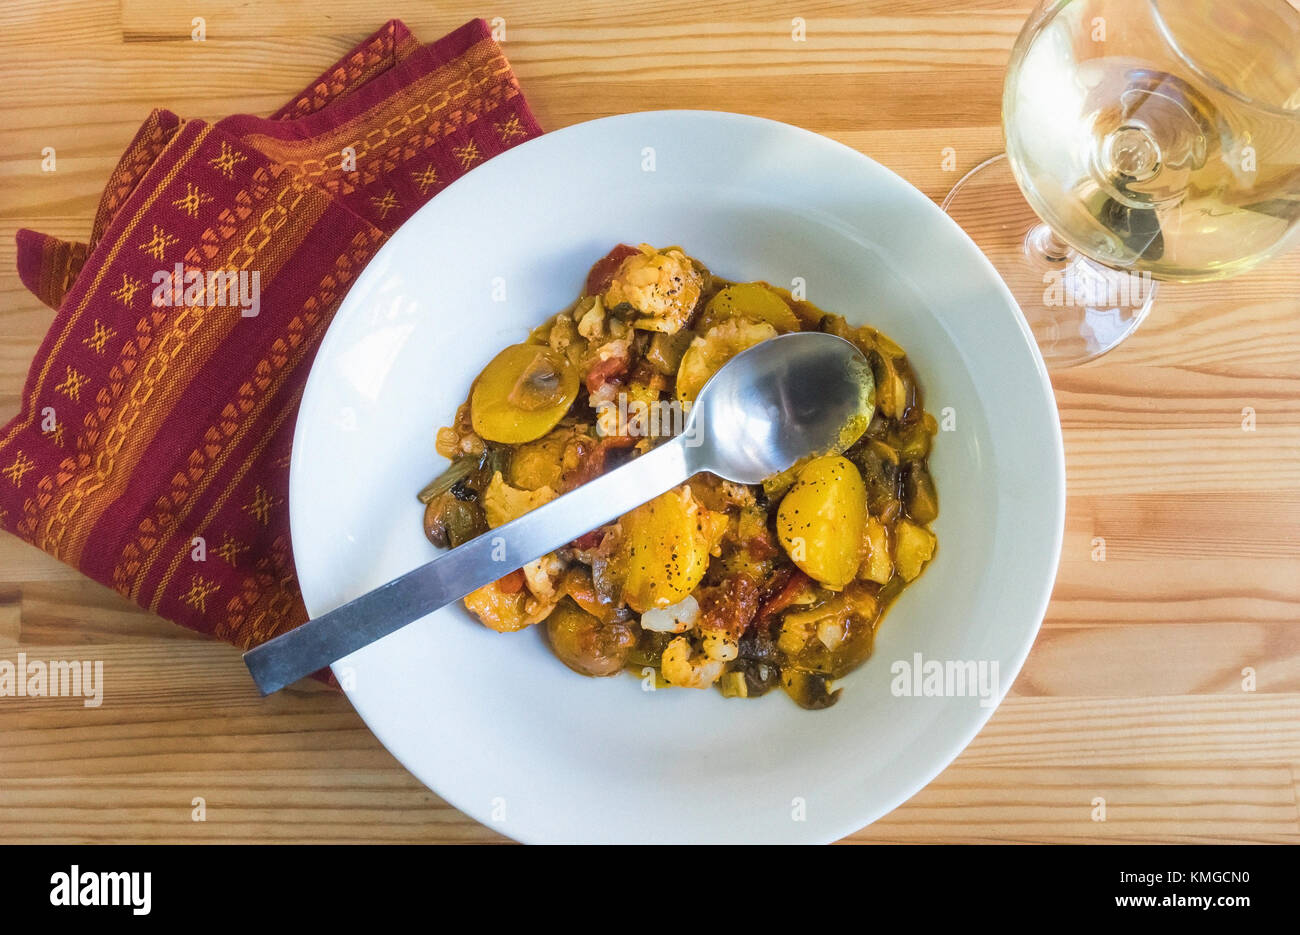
243,437,696,694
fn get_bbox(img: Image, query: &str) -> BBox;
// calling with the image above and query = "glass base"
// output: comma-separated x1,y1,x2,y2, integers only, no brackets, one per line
942,153,1157,369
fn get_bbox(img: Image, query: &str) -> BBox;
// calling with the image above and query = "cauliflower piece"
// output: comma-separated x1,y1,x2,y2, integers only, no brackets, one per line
661,634,732,689
675,317,778,402
483,471,557,528
547,312,578,352
640,594,700,634
602,245,704,334
575,296,607,340
523,553,568,603
699,628,739,662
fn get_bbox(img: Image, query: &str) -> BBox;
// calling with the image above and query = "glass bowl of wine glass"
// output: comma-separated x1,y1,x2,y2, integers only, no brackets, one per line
944,0,1300,367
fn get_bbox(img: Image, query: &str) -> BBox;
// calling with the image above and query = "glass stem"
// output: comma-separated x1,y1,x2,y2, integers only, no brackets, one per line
1024,223,1072,265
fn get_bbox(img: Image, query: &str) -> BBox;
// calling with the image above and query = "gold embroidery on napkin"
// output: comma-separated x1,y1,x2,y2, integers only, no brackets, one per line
411,166,439,194
214,532,249,568
109,274,144,308
3,452,35,488
82,320,118,354
370,189,400,219
495,114,526,142
172,182,214,219
42,421,65,449
54,366,90,403
138,224,179,262
182,574,221,613
208,141,248,180
453,140,481,169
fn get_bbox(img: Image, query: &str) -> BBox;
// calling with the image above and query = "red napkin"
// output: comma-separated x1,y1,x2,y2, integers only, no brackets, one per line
0,20,542,675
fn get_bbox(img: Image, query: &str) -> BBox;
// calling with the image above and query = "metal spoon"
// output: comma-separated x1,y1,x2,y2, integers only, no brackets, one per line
244,331,875,694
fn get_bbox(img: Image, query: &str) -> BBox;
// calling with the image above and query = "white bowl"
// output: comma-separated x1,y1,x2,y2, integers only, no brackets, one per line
289,111,1065,844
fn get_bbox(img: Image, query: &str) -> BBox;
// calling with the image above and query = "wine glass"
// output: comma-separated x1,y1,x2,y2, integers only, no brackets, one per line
943,0,1300,368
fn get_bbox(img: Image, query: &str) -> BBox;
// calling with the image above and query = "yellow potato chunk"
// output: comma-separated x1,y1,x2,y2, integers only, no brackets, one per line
697,282,801,334
894,519,936,582
776,455,868,589
859,515,893,584
675,318,778,403
471,344,578,444
617,487,727,612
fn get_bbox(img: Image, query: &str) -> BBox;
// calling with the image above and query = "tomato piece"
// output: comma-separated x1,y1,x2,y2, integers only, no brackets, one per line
583,348,631,395
570,529,605,551
745,527,780,561
756,568,811,621
698,576,760,639
562,442,607,491
584,243,640,296
496,569,526,594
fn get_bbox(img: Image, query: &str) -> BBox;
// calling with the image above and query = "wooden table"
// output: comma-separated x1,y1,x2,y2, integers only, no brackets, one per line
1,0,1297,844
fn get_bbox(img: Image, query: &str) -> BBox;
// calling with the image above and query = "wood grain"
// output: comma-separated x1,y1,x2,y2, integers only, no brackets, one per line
0,0,1297,844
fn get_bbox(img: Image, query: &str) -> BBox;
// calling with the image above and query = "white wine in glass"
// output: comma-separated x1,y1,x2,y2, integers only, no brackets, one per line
944,0,1300,367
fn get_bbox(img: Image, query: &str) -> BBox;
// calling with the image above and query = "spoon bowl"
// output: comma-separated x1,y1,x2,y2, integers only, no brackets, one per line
688,332,875,484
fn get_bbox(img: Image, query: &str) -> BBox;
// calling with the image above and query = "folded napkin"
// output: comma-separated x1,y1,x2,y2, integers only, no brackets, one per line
0,19,542,672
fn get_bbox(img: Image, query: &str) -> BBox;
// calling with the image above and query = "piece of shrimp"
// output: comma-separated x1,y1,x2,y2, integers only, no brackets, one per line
602,245,704,334
464,577,556,633
660,628,738,689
